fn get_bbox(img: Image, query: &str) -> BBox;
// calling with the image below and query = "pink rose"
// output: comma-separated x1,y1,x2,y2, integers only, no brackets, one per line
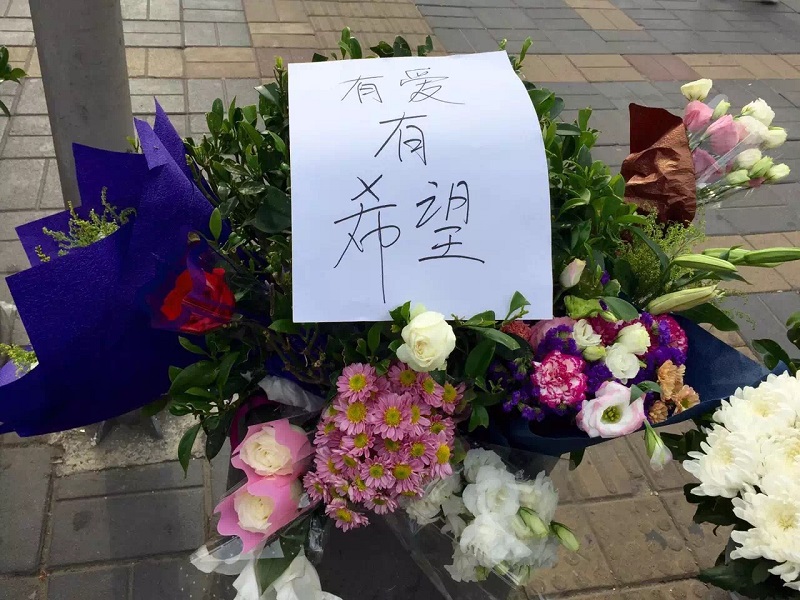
692,148,722,183
683,100,713,134
576,381,645,438
706,115,739,156
231,419,313,487
531,350,587,410
529,317,575,351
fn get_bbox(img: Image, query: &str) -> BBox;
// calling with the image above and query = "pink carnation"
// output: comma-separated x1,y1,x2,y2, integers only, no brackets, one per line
588,316,621,346
529,317,576,351
656,315,688,354
336,363,378,402
692,148,722,183
707,115,738,155
532,350,588,410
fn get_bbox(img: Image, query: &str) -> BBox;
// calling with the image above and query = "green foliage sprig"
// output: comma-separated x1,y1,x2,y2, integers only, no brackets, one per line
0,343,37,374
0,46,25,117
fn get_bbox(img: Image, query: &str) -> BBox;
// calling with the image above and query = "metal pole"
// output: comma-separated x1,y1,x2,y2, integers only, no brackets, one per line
28,0,134,207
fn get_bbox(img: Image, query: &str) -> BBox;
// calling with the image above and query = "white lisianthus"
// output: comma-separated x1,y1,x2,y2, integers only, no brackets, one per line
615,323,651,355
408,472,461,525
459,514,533,568
683,425,761,498
766,163,791,182
741,98,775,126
516,471,559,525
572,319,602,350
239,427,296,477
763,127,788,149
737,115,770,144
441,493,468,536
604,343,641,382
234,490,276,533
396,310,456,372
734,148,762,170
713,380,798,438
268,553,343,600
680,78,713,101
463,465,520,519
463,448,506,483
644,423,673,472
444,544,480,582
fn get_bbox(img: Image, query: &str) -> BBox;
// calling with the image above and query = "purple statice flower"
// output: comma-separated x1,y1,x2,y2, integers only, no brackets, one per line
639,312,654,329
537,325,580,359
600,271,611,286
657,319,672,346
520,404,545,422
585,362,613,396
650,345,687,367
599,299,609,311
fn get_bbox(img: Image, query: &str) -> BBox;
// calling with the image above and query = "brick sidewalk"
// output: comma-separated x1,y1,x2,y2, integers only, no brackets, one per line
1,0,799,597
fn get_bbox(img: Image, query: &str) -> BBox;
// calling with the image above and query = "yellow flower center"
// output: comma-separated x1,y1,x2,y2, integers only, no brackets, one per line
327,459,340,474
346,401,367,423
384,439,400,452
410,404,421,424
343,455,357,468
422,378,435,394
324,421,336,435
349,373,367,392
399,370,417,387
430,422,446,435
354,476,367,491
369,464,385,478
373,497,386,506
335,508,353,523
393,463,412,480
436,444,451,464
411,442,427,458
354,433,369,448
443,383,457,404
384,407,402,427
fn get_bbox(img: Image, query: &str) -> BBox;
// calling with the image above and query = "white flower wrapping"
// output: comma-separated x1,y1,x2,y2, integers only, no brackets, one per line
406,448,569,587
681,372,800,592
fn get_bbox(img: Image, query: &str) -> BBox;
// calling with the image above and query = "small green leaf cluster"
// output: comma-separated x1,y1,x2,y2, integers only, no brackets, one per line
0,46,25,117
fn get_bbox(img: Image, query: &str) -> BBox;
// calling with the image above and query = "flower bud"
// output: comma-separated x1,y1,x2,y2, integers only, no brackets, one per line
564,296,603,319
646,285,720,315
644,423,673,472
711,99,730,120
765,163,790,182
672,253,737,274
519,508,550,538
748,156,774,179
733,148,761,170
739,247,800,266
762,127,787,149
741,98,775,126
724,169,751,186
559,258,586,289
680,78,713,102
583,345,606,361
551,521,580,552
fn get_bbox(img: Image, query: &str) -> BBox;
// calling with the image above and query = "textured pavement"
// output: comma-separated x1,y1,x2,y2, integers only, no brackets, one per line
1,0,800,597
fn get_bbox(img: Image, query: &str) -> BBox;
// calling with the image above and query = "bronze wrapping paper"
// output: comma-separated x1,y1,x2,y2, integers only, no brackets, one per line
621,103,696,224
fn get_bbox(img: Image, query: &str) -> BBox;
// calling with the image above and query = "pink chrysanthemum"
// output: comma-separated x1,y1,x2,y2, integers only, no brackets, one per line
331,447,361,474
418,376,444,408
532,350,588,410
303,471,331,504
388,362,420,394
430,438,453,479
428,414,455,442
365,492,399,515
367,392,411,441
347,475,375,503
376,436,404,462
389,457,424,495
326,499,369,531
440,382,465,415
314,446,344,481
336,363,378,402
332,395,369,435
314,416,339,446
406,434,437,465
339,432,374,457
406,400,431,437
361,457,396,489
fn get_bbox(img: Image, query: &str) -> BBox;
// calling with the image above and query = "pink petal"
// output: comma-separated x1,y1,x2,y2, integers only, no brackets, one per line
214,490,269,554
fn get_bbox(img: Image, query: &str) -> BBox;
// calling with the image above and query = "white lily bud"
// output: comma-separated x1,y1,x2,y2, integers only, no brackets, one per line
724,169,751,186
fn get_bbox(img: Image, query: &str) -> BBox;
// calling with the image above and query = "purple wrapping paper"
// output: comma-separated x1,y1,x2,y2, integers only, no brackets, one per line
0,102,214,436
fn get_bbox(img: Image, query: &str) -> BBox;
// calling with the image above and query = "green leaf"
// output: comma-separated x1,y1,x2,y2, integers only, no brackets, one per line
251,187,291,233
558,194,590,216
753,338,792,371
141,396,169,417
466,326,520,350
348,37,363,59
170,361,217,395
569,448,585,470
265,131,287,156
468,405,489,431
370,41,394,58
637,380,662,395
556,123,581,136
179,336,207,356
630,384,645,401
388,339,403,353
269,319,300,334
169,365,182,382
178,423,201,475
752,560,771,584
465,339,496,379
389,301,411,324
312,52,329,62
205,412,233,460
465,310,496,326
0,99,9,118
392,36,412,57
678,303,739,332
216,351,239,390
602,296,639,321
239,120,263,147
430,369,446,385
367,322,383,354
209,207,222,240
508,291,529,315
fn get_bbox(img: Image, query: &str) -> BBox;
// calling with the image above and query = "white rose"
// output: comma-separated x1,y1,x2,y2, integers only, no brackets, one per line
737,115,770,144
463,465,520,518
734,148,762,170
396,310,456,372
763,127,787,149
463,448,506,483
680,78,713,101
572,319,602,350
741,98,775,126
235,490,276,533
615,323,651,355
460,514,533,568
239,427,296,477
603,343,641,382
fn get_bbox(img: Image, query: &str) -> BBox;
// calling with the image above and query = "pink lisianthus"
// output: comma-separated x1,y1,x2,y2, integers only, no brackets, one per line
367,392,411,441
692,148,722,183
231,419,312,486
325,498,370,531
576,381,646,438
683,100,713,133
336,363,378,403
706,115,739,155
532,350,588,410
529,317,576,351
216,479,303,553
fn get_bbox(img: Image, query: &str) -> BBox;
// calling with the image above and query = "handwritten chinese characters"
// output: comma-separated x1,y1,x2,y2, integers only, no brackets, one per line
290,51,553,322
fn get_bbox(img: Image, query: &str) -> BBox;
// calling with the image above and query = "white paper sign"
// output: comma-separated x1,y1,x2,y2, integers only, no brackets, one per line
289,51,553,322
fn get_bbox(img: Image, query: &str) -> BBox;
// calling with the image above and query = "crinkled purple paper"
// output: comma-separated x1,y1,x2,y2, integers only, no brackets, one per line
0,102,214,436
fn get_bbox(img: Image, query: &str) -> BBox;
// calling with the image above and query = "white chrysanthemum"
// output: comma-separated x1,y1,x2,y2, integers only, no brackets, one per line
516,471,559,526
730,490,800,583
760,430,800,496
682,425,761,498
713,380,798,439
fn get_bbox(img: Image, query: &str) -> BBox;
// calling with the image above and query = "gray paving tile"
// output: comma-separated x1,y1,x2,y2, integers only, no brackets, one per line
132,558,213,600
613,0,664,8
48,488,205,565
183,7,246,21
182,0,242,8
121,0,147,19
585,109,630,146
0,159,45,209
217,22,252,46
672,9,735,30
0,31,33,45
0,17,32,30
55,461,204,500
524,6,583,19
490,27,551,41
635,17,689,29
425,14,484,28
8,115,50,136
472,6,535,29
149,0,180,20
0,239,30,274
622,8,680,19
187,79,225,113
1,136,55,158
596,30,655,41
510,0,567,7
431,27,476,52
184,21,218,46
224,79,260,105
461,26,504,51
124,32,183,47
0,577,43,599
129,78,184,95
603,40,671,53
123,20,181,33
590,145,627,171
544,29,610,52
715,80,795,110
744,31,800,53
706,205,800,236
210,440,232,508
48,567,130,600
131,94,185,114
0,445,53,573
417,4,474,16
761,291,800,325
40,159,64,210
0,210,57,242
6,0,29,16
188,113,211,137
721,293,798,356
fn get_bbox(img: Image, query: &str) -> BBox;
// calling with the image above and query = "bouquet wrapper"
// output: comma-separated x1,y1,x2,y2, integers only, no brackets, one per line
0,102,214,436
384,442,566,600
621,103,697,224
497,316,774,456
